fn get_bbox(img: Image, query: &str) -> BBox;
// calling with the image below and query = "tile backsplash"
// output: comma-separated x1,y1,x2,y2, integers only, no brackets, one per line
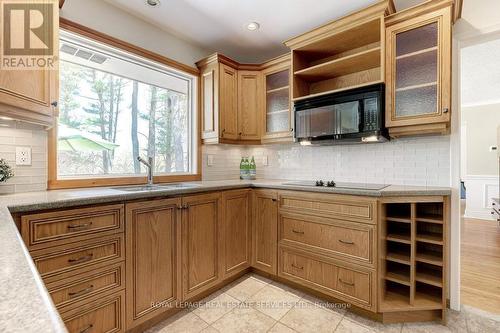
203,136,451,187
0,122,48,194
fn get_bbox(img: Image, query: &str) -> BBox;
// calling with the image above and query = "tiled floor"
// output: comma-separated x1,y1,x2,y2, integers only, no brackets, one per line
146,274,500,333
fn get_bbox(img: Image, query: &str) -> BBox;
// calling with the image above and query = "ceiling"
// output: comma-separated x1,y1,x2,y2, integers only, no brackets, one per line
461,38,500,107
104,0,420,63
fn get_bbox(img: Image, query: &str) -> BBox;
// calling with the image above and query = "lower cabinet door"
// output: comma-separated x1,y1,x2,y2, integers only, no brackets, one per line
125,199,182,329
221,189,251,278
61,291,125,333
252,190,278,275
182,192,222,300
279,247,375,311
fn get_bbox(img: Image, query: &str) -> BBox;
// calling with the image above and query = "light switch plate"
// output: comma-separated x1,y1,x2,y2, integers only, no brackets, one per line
262,155,268,166
16,146,32,166
207,154,215,166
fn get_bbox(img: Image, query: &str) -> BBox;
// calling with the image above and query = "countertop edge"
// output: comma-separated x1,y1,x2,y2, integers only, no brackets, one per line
0,180,451,332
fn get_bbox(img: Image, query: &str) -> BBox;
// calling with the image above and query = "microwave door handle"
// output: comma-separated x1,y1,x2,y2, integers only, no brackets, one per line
358,100,363,132
336,106,341,135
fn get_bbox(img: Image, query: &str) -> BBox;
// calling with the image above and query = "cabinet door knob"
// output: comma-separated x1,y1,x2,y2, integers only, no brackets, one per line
51,101,58,107
443,108,449,114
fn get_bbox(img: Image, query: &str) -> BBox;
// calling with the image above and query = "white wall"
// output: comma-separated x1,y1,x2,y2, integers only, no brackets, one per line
61,0,210,67
203,136,451,187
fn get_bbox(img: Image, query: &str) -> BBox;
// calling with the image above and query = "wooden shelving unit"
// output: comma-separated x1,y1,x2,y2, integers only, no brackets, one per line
379,198,448,322
284,2,393,101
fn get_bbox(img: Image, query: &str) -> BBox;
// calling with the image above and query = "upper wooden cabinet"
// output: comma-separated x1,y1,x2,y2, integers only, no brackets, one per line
262,55,293,143
197,53,291,145
0,0,59,127
385,0,453,138
219,63,239,141
198,54,261,144
238,71,262,141
284,1,394,102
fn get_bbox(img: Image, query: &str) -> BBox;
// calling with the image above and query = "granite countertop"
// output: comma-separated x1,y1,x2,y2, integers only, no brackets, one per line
0,179,451,332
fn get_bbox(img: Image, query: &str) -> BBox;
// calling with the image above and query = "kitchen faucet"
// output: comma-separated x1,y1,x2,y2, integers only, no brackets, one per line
137,156,154,185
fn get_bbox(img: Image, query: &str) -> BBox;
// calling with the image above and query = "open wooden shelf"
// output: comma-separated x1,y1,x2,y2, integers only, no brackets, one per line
416,251,443,266
294,47,381,81
416,271,442,288
386,216,412,224
381,200,447,315
416,232,443,245
291,80,382,102
386,233,411,244
289,15,384,100
416,214,444,224
386,251,411,265
386,272,411,286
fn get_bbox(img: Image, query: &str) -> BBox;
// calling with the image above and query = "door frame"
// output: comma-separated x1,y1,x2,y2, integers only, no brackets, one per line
450,26,500,311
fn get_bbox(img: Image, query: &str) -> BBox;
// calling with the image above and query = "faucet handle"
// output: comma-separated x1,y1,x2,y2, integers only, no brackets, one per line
148,156,154,164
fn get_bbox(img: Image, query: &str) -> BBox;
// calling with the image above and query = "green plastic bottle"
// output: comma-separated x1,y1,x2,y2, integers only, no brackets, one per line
249,156,256,180
239,157,245,180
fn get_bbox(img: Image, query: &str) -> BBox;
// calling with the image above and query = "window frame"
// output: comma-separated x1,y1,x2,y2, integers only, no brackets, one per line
48,19,201,189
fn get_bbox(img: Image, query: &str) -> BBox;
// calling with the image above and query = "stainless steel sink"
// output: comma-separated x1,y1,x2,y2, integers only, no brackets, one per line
159,183,201,189
112,183,201,192
112,185,164,192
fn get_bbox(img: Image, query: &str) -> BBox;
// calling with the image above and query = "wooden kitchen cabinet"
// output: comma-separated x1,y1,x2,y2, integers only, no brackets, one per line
0,0,59,127
251,190,279,275
125,199,181,329
181,192,223,300
197,54,262,144
221,189,252,278
261,55,293,143
219,63,239,140
385,1,452,138
238,71,262,141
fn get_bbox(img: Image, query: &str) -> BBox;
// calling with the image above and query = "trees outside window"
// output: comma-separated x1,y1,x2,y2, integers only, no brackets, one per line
57,33,194,179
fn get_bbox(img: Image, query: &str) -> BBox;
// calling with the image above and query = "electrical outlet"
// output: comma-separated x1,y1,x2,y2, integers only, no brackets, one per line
16,146,32,166
207,154,215,166
262,155,268,166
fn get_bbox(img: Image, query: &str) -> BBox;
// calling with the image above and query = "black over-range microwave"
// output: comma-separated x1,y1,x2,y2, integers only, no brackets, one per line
294,83,389,145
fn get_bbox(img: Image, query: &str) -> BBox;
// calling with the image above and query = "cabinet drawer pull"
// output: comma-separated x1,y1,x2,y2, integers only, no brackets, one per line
79,324,93,333
338,239,354,245
67,222,92,230
68,254,93,265
292,229,304,235
338,278,355,287
68,285,94,298
291,264,304,270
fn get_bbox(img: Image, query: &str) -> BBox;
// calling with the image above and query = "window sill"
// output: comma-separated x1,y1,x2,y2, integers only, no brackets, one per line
48,174,201,190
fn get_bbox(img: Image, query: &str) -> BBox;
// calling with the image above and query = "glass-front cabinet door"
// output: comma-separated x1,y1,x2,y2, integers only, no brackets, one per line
385,6,451,130
261,58,293,143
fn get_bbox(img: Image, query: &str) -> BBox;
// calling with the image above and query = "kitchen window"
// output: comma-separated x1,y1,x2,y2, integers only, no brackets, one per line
50,28,199,188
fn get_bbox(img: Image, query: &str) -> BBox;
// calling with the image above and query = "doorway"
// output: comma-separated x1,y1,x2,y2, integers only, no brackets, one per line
460,35,500,314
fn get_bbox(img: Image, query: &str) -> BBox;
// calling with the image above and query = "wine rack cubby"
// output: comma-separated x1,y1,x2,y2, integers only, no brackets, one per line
379,198,448,322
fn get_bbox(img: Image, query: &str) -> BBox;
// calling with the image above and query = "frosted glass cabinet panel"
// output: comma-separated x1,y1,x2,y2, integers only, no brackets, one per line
385,6,451,134
262,60,293,143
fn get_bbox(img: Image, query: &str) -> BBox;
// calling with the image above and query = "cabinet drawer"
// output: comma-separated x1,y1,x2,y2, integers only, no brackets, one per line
32,235,124,278
279,213,374,266
46,263,124,309
61,291,125,333
21,204,124,250
279,247,374,310
279,191,376,224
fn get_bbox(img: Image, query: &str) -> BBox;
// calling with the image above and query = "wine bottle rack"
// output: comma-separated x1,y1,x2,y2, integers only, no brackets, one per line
379,199,448,323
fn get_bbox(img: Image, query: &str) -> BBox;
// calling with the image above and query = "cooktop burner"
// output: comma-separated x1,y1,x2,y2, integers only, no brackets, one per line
282,180,389,191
